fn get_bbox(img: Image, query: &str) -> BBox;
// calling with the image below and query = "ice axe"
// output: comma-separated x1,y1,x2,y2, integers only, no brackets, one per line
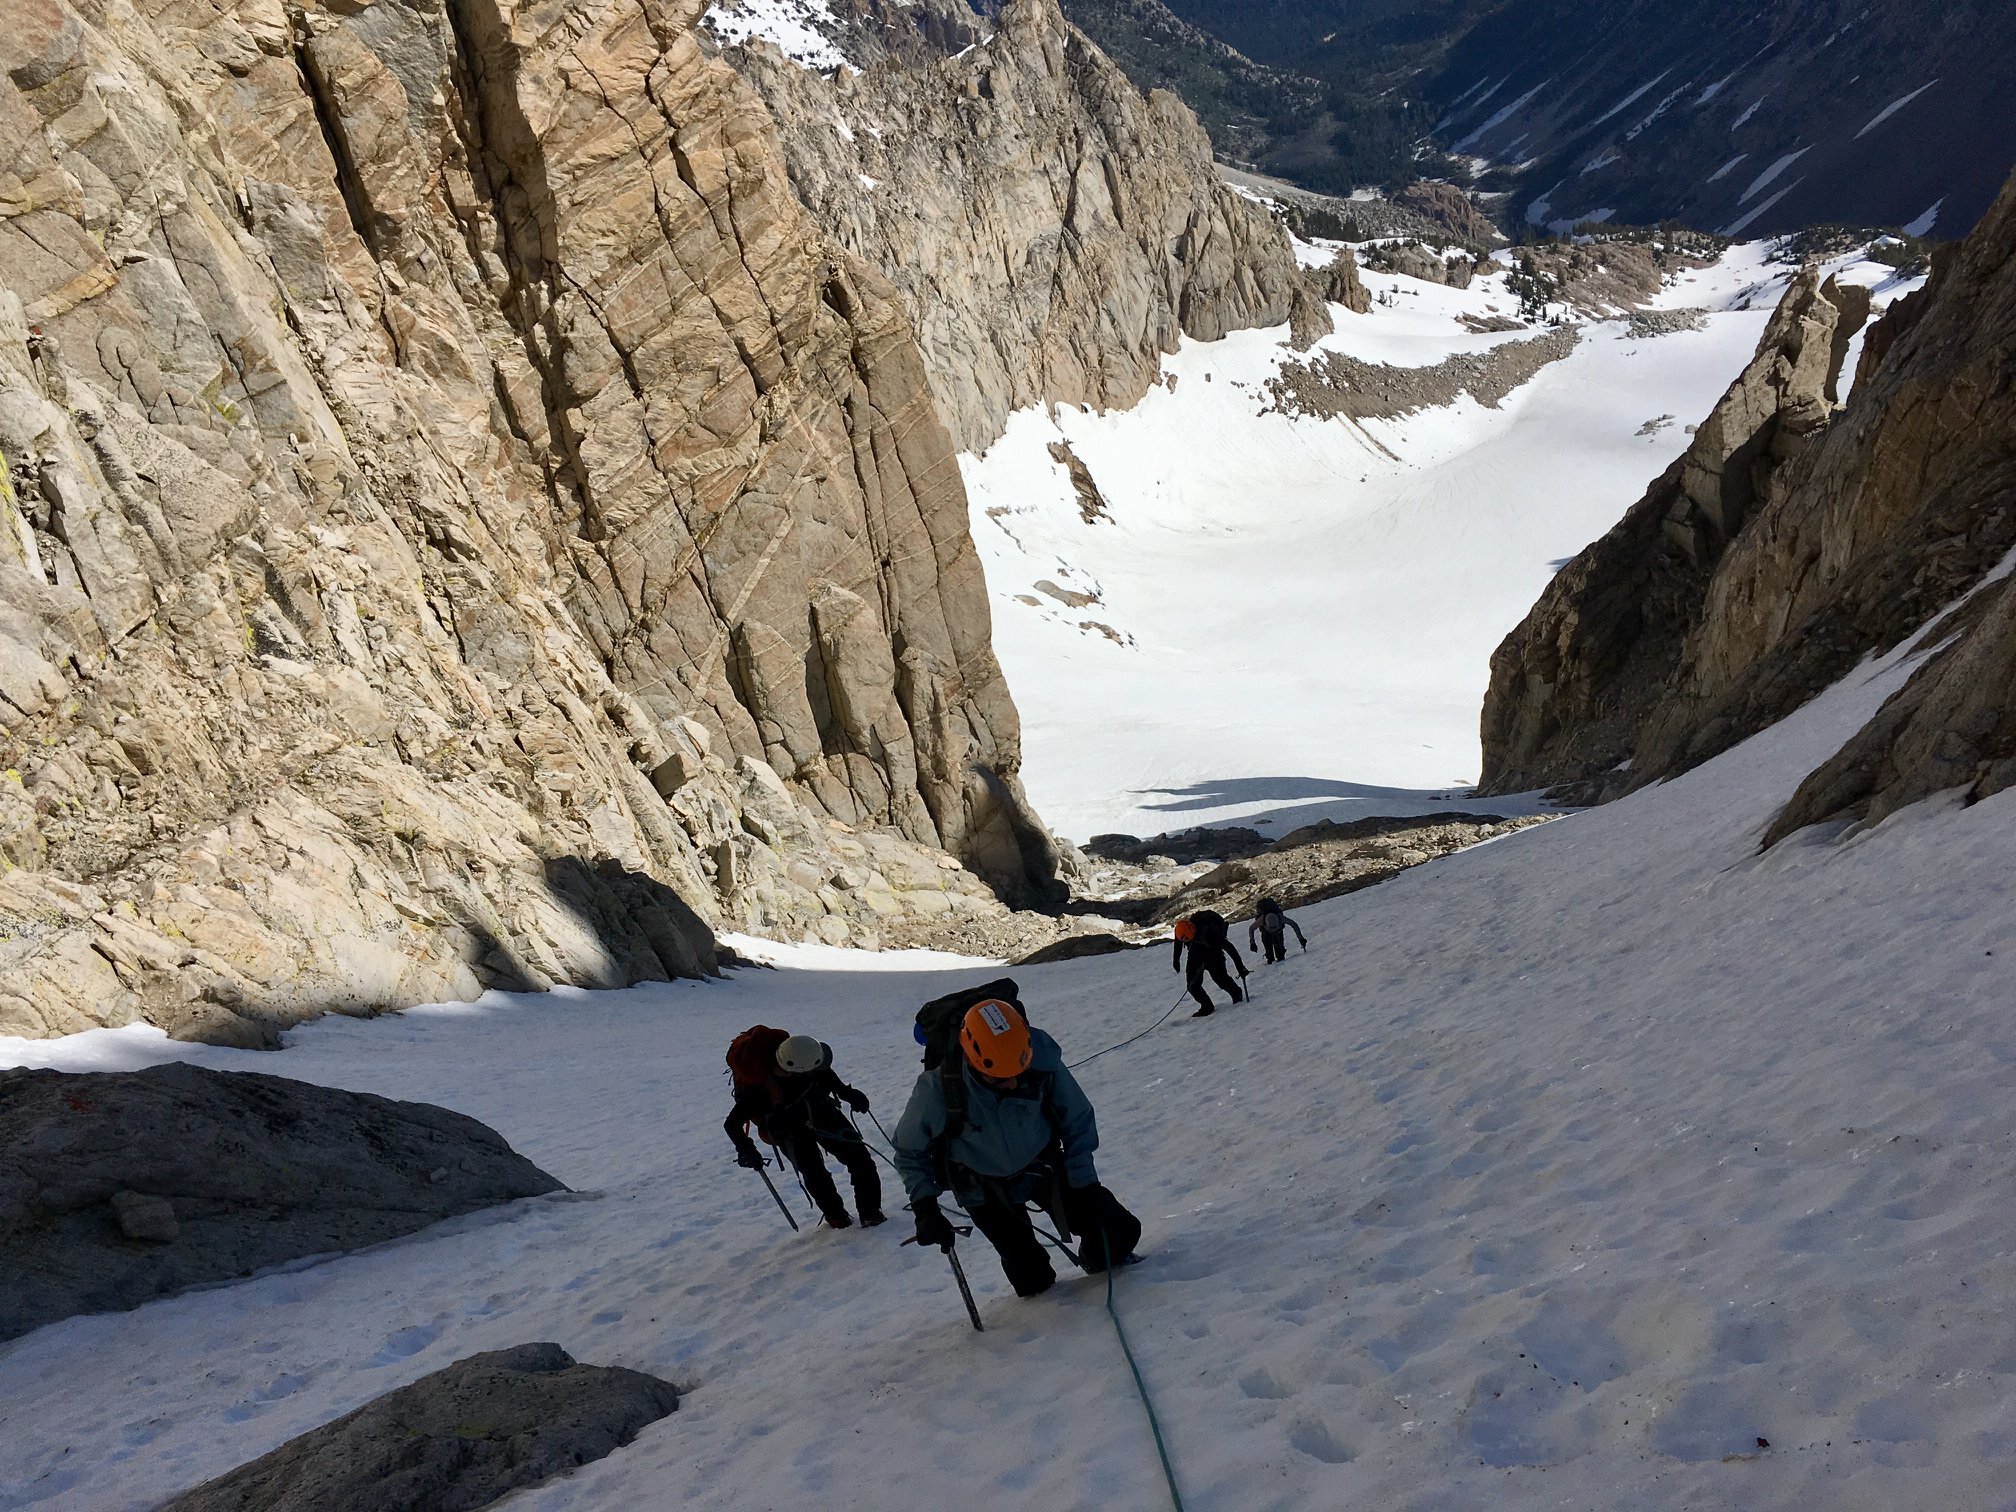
750,1155,800,1232
904,1228,984,1331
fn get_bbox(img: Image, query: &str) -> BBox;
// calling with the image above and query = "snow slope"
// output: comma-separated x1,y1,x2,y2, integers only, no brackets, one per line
963,242,1920,841
5,627,2012,1510
701,0,848,70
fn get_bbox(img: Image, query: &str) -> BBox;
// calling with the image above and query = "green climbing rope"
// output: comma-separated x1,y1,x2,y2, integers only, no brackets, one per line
1103,1234,1185,1511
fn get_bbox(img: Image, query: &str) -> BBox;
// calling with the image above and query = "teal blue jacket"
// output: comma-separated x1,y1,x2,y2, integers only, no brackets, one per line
892,1028,1100,1204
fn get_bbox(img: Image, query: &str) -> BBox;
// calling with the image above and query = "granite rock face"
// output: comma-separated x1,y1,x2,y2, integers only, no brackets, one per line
1479,268,1874,798
732,0,1314,453
0,0,1075,1038
159,1343,677,1512
1482,169,2016,839
0,1062,561,1341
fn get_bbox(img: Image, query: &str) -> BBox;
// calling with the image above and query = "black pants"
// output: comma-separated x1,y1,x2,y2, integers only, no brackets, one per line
783,1126,880,1223
968,1191,1057,1297
1186,947,1244,1009
964,1173,1144,1295
1260,931,1287,963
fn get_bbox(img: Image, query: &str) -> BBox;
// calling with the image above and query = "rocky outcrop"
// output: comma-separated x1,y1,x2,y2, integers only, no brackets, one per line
1483,169,2016,830
1311,249,1371,315
730,0,1312,452
1766,573,2016,844
1393,181,1501,249
1505,238,1718,318
1362,240,1476,289
1266,327,1578,424
1156,812,1552,925
1480,269,1873,797
0,1063,560,1341
0,0,1075,1039
160,1343,678,1512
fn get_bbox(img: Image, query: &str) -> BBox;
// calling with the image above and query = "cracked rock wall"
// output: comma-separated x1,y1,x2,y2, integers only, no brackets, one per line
0,0,1063,1040
732,0,1312,454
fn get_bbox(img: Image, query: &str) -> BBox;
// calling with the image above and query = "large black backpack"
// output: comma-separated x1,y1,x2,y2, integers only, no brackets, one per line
1191,909,1228,946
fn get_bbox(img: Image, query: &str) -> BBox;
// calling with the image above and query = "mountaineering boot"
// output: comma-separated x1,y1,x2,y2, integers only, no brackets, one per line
1191,1005,1214,1018
859,1209,887,1227
824,1210,854,1230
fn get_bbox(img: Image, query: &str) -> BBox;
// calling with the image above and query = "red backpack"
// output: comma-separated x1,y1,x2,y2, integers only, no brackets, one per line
726,1025,790,1140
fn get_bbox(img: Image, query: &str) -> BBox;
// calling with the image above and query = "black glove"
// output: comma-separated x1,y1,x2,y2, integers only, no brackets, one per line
843,1087,870,1113
912,1196,956,1250
733,1140,766,1169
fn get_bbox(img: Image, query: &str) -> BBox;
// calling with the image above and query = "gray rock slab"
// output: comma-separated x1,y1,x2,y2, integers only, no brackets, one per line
0,1063,562,1341
157,1343,677,1512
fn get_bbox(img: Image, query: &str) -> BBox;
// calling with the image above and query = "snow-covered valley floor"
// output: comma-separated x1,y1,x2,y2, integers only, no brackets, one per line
6,626,2011,1510
966,244,1921,840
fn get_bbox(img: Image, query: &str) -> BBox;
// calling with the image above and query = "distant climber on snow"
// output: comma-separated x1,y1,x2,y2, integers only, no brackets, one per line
1248,897,1307,964
725,1027,883,1230
893,981,1141,1298
1173,909,1247,1016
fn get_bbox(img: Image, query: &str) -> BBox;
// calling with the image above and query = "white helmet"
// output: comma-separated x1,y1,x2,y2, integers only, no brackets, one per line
775,1035,828,1075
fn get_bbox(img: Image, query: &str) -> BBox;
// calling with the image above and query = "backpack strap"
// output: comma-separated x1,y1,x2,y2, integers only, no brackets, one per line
933,1055,968,1187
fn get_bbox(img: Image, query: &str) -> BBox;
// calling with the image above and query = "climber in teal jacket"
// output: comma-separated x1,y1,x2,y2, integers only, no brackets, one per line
892,998,1138,1296
892,1024,1099,1203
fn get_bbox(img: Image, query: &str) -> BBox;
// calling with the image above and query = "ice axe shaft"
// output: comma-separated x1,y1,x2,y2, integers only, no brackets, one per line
754,1159,799,1231
946,1243,985,1332
902,1228,984,1330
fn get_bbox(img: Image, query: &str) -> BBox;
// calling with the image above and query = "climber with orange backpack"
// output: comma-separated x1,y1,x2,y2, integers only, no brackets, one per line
1173,909,1247,1016
725,1026,883,1230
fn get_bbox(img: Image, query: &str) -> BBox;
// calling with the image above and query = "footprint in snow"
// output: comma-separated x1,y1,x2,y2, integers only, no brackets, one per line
1238,1366,1294,1400
1287,1419,1355,1464
369,1323,442,1365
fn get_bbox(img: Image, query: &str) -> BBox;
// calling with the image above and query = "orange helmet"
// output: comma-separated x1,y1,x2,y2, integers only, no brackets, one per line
1173,918,1196,942
960,999,1032,1077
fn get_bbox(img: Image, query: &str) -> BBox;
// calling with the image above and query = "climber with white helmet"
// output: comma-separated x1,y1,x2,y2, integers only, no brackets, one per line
723,1027,883,1229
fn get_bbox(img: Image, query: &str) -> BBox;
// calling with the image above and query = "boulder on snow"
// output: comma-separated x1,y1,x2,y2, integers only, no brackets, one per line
157,1343,677,1512
0,1064,562,1341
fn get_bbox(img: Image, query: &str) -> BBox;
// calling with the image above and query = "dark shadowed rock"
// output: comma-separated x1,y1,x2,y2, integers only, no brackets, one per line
1014,932,1147,966
158,1343,677,1512
0,1064,561,1341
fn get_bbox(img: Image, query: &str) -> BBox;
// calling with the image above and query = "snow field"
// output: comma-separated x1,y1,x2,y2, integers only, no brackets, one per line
963,243,1916,841
4,627,2012,1509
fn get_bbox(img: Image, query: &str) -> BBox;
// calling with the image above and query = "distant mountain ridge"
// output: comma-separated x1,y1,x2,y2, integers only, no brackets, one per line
1067,0,2016,238
1427,0,2015,240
